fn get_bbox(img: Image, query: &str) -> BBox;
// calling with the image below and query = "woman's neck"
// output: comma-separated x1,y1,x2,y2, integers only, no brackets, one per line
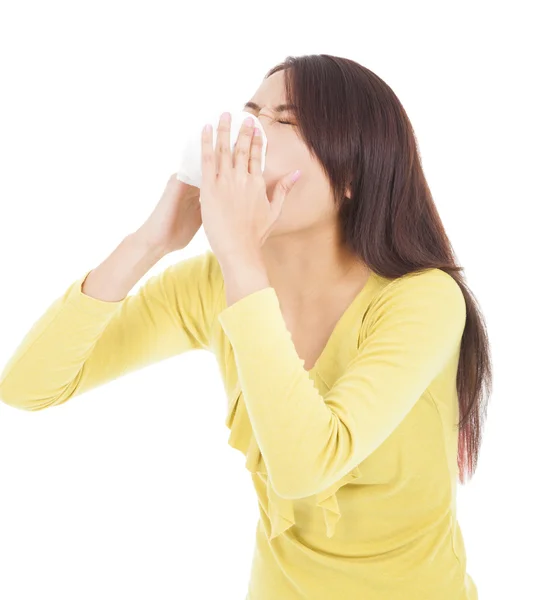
261,227,369,309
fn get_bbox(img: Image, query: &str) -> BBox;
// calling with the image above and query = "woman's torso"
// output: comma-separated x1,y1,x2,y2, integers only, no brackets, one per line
210,261,477,599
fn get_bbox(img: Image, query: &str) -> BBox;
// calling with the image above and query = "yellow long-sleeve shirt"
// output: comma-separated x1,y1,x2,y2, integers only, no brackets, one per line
0,249,478,600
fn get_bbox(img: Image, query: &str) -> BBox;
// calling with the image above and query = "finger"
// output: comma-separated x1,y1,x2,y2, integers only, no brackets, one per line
201,124,215,184
249,127,264,176
216,112,232,175
271,169,301,214
233,116,255,172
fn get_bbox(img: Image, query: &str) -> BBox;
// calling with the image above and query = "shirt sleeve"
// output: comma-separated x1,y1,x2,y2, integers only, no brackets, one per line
0,250,222,411
217,268,467,500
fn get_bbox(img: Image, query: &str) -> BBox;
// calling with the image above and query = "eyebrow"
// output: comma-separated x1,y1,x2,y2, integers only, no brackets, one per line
244,101,297,113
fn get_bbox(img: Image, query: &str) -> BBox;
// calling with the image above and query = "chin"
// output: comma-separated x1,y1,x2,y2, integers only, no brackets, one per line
266,220,286,238
267,217,300,238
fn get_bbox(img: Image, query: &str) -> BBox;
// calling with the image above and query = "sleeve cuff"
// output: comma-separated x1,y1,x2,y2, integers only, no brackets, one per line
217,286,284,341
64,269,126,318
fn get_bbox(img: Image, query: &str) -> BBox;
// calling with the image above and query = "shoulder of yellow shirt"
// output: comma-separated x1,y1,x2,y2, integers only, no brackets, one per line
168,250,465,348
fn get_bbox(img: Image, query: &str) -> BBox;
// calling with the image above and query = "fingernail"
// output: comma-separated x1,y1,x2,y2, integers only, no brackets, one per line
244,116,254,127
221,112,231,122
291,169,301,182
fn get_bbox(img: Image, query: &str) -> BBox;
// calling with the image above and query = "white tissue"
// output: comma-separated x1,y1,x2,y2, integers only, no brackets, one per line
176,110,267,188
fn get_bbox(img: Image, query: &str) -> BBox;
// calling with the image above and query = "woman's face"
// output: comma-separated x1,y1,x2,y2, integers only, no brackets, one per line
243,70,346,237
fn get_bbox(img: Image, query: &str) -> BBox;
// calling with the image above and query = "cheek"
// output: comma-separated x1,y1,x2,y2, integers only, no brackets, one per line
285,173,336,218
263,136,304,178
277,185,322,225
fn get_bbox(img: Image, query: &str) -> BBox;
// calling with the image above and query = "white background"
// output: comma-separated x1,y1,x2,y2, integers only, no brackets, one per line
0,1,548,598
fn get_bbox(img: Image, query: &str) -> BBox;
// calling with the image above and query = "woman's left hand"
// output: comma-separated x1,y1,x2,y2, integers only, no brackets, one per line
199,111,301,267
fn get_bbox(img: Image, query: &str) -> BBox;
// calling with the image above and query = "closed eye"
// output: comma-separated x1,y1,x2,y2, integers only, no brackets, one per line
243,109,295,127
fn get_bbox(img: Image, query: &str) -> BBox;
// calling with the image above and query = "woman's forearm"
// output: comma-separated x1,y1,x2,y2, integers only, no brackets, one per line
219,251,271,309
81,233,167,302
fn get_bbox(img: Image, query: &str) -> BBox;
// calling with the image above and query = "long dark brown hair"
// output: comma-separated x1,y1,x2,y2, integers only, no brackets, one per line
265,54,492,484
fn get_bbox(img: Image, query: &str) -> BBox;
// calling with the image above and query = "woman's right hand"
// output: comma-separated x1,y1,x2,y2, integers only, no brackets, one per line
133,173,202,255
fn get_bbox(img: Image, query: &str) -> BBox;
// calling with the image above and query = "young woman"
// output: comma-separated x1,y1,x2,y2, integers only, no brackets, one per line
0,54,490,599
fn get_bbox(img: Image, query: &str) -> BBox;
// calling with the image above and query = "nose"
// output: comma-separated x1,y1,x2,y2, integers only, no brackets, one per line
255,113,270,147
